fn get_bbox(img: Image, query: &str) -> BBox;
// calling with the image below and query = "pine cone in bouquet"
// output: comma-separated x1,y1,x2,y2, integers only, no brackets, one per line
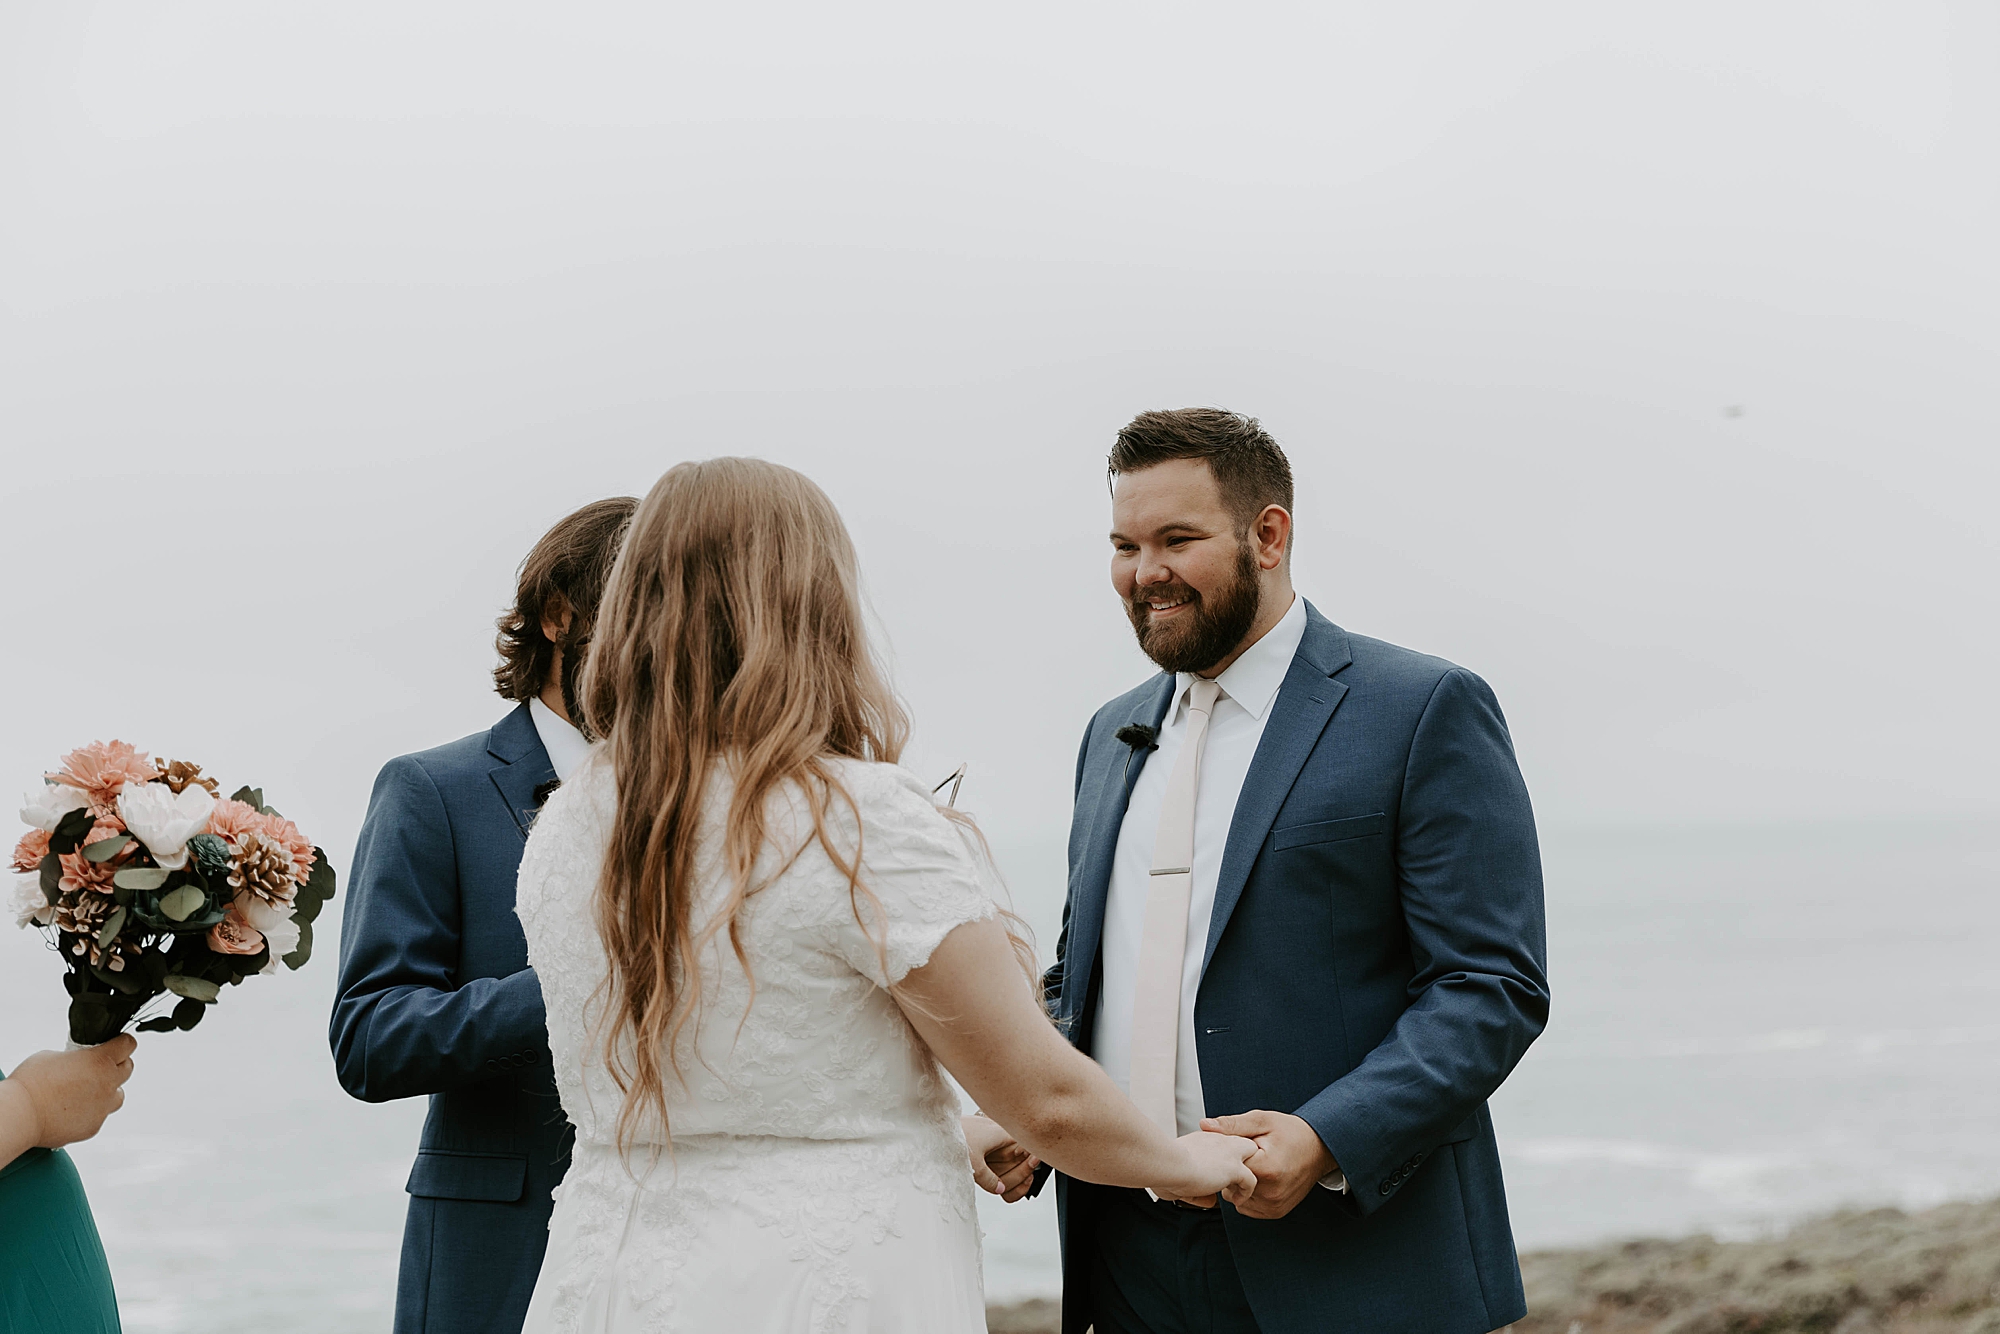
14,743,339,1046
227,832,300,909
153,758,220,796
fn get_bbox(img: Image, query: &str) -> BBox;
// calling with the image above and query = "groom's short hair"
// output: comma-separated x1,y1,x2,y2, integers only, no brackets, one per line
493,496,640,702
1108,408,1294,532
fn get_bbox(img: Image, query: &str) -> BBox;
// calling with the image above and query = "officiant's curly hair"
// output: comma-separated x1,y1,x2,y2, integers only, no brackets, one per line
493,497,641,704
579,457,1037,1154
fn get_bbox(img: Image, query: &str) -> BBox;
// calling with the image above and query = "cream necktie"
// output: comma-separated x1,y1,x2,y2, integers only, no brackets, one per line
1128,676,1223,1137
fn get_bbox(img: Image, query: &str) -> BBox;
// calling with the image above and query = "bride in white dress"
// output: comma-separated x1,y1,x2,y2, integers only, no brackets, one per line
514,458,1256,1334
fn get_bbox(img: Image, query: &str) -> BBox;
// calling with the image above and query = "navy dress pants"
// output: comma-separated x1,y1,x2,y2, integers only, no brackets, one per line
1087,1189,1262,1334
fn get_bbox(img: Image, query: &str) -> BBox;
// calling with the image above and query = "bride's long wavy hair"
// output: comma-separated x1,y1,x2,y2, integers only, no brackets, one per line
578,457,1032,1153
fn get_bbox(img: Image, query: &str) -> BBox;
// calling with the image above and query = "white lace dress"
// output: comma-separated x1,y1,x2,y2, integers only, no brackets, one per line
514,756,997,1334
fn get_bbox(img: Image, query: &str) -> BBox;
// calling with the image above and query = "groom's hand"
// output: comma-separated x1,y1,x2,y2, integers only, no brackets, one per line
962,1114,1040,1203
1201,1111,1336,1220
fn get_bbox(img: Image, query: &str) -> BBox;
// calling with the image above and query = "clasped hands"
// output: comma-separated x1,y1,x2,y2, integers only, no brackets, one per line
961,1108,1335,1219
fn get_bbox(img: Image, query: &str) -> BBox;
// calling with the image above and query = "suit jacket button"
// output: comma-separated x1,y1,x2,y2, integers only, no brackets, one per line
1378,1181,1393,1196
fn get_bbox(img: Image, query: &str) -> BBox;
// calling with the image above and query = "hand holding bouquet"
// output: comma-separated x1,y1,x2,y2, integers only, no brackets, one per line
13,740,337,1046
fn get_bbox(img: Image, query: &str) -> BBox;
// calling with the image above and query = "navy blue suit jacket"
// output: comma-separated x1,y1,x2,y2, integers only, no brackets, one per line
1047,605,1549,1334
329,705,573,1334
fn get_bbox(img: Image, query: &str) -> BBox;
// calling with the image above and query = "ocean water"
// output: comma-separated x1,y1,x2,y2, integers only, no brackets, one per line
3,818,1995,1328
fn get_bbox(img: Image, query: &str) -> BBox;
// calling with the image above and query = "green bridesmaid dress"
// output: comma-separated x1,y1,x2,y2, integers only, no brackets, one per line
0,1066,122,1334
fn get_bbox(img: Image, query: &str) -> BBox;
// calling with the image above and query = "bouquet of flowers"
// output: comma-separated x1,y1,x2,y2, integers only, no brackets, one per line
12,740,338,1046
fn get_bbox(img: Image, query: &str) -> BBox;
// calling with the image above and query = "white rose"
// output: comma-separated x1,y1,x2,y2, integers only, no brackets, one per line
236,891,301,974
115,782,216,870
21,783,91,832
13,874,53,928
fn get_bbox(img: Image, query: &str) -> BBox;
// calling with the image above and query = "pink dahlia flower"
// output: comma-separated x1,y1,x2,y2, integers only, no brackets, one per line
47,741,156,812
57,848,117,897
11,828,50,874
203,798,262,844
208,799,315,884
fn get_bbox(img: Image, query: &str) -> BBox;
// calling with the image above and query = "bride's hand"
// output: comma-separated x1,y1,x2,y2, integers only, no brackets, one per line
961,1113,1039,1203
1156,1131,1258,1207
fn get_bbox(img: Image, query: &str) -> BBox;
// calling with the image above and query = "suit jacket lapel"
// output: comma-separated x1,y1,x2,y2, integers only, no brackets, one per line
1202,606,1353,975
1063,675,1175,1027
486,703,557,840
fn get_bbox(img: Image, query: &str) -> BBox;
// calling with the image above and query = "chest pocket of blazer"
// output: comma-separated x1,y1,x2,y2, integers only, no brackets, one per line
1267,812,1387,852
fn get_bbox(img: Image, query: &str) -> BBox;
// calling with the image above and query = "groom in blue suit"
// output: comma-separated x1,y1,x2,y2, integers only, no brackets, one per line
1043,411,1548,1334
330,497,636,1334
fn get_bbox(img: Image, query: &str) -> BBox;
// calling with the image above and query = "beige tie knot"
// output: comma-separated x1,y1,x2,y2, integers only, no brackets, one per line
1186,676,1222,718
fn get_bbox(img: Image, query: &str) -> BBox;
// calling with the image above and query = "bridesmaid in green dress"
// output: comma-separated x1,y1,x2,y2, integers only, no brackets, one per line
0,1034,135,1334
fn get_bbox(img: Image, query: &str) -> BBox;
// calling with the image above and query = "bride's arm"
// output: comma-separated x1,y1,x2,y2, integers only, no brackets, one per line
897,916,1256,1202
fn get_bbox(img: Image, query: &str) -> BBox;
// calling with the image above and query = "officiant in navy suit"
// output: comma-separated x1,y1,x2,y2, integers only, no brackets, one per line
330,497,636,1334
1039,411,1549,1334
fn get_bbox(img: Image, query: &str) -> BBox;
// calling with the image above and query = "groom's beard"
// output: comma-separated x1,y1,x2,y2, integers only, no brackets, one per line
1126,542,1262,675
558,631,595,741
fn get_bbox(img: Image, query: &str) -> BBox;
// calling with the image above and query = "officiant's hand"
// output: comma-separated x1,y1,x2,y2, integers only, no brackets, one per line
0,1035,137,1159
962,1113,1039,1203
1201,1111,1337,1220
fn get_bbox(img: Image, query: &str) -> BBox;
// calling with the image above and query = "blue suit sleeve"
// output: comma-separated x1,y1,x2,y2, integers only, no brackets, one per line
328,755,548,1103
1293,668,1550,1213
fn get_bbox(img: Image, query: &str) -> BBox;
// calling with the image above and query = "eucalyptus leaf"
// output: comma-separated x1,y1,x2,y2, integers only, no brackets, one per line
51,808,94,856
158,885,206,923
114,866,169,891
81,835,132,863
164,974,220,1004
135,1016,178,1033
173,997,205,1031
293,850,337,926
40,854,61,905
96,906,127,947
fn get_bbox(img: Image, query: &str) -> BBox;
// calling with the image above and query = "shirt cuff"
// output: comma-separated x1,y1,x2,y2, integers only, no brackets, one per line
1317,1167,1348,1193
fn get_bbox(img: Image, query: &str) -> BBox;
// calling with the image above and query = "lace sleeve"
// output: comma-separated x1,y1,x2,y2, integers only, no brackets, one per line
819,765,997,988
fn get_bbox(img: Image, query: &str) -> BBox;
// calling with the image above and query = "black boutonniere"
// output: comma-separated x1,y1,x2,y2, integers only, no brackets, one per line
532,778,562,809
1115,724,1159,751
1115,723,1159,787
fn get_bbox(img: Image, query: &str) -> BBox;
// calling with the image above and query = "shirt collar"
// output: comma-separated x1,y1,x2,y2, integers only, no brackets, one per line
528,696,591,782
1172,592,1307,724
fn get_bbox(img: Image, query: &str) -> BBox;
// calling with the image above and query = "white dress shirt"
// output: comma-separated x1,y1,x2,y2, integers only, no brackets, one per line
529,696,591,782
1092,593,1307,1137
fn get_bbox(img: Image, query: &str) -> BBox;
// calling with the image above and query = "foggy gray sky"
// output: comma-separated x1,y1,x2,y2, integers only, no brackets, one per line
3,2,1995,921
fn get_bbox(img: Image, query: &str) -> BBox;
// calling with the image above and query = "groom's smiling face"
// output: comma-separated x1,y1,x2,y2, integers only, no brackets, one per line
1110,458,1264,676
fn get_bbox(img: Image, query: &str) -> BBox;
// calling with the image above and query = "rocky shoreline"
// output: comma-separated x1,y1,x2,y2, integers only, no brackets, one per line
985,1197,2000,1333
